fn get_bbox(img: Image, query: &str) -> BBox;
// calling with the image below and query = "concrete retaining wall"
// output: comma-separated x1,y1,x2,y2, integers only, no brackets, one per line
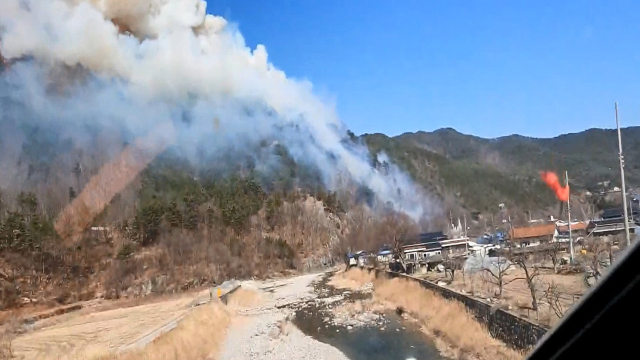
373,269,548,350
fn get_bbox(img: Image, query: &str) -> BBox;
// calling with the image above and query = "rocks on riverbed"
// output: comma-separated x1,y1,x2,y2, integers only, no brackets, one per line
327,300,388,329
330,310,387,328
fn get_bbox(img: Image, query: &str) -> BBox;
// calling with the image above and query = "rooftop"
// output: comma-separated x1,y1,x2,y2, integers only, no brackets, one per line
601,206,639,219
439,237,469,247
403,231,448,246
588,216,640,231
510,223,556,240
557,221,589,232
403,241,442,251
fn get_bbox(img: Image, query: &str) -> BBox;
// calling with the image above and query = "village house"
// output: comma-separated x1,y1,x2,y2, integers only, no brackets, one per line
555,221,588,242
508,221,590,253
402,231,445,264
587,206,640,237
402,230,469,265
439,237,469,258
376,244,393,263
509,223,556,247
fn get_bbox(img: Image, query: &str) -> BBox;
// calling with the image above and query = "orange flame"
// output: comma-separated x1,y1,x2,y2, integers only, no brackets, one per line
540,171,570,202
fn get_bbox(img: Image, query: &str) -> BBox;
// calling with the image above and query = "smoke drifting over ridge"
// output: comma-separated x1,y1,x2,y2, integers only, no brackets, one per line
0,0,436,222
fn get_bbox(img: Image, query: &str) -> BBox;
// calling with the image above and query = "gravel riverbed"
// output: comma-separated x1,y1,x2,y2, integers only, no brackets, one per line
219,272,350,360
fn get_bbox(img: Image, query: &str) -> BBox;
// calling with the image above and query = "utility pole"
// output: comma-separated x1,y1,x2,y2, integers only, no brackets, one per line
615,102,631,247
464,214,468,254
566,171,574,264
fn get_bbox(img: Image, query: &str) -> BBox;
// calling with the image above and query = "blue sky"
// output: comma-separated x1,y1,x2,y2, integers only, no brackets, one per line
205,1,640,139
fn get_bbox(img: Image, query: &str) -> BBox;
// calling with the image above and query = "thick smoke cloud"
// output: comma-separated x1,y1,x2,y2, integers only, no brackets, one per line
0,0,436,221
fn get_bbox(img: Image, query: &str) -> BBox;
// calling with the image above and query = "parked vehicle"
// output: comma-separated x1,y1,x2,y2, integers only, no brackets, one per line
355,251,367,267
345,253,358,268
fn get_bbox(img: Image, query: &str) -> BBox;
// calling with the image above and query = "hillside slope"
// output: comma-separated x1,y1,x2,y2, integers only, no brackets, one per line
1,123,637,309
362,126,640,214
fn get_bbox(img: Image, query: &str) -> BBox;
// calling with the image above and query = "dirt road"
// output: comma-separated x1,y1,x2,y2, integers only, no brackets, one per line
10,291,210,359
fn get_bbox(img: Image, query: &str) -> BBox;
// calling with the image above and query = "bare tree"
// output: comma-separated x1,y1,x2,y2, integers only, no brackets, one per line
444,256,465,282
461,259,467,285
543,282,568,319
512,255,541,313
481,254,516,296
545,241,563,273
391,234,407,273
607,240,615,267
582,239,610,287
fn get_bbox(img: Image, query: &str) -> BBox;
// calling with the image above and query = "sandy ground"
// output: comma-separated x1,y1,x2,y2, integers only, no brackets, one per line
220,272,350,360
10,290,211,360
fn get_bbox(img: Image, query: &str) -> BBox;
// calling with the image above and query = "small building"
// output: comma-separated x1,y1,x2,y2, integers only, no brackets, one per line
402,231,469,263
355,251,368,267
587,217,638,236
555,221,588,242
403,238,443,263
509,223,556,247
587,206,640,237
377,245,393,263
439,237,469,258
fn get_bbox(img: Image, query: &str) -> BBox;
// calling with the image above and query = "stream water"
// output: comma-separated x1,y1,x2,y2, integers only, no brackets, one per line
292,274,444,360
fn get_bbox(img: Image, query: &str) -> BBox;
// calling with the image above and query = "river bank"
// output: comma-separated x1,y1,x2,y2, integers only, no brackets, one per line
220,270,446,360
328,268,525,360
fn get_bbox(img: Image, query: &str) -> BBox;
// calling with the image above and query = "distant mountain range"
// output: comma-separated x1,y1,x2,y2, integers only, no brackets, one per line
361,126,640,215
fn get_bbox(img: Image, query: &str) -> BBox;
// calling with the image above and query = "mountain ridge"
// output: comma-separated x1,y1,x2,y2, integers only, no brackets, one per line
361,125,640,216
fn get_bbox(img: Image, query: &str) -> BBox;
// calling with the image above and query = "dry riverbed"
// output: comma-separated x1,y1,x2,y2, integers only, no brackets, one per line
221,270,446,360
220,272,351,360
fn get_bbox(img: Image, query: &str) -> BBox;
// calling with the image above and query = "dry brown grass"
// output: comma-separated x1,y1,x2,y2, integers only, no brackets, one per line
0,316,20,360
91,300,230,360
419,266,586,326
375,277,523,360
331,269,523,360
328,268,375,290
225,287,265,309
0,331,13,360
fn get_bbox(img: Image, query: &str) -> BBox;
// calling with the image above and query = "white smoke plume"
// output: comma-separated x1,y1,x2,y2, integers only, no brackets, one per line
0,0,436,222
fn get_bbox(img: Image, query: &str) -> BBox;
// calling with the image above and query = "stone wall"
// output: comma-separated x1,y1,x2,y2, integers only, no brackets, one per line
373,269,548,350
